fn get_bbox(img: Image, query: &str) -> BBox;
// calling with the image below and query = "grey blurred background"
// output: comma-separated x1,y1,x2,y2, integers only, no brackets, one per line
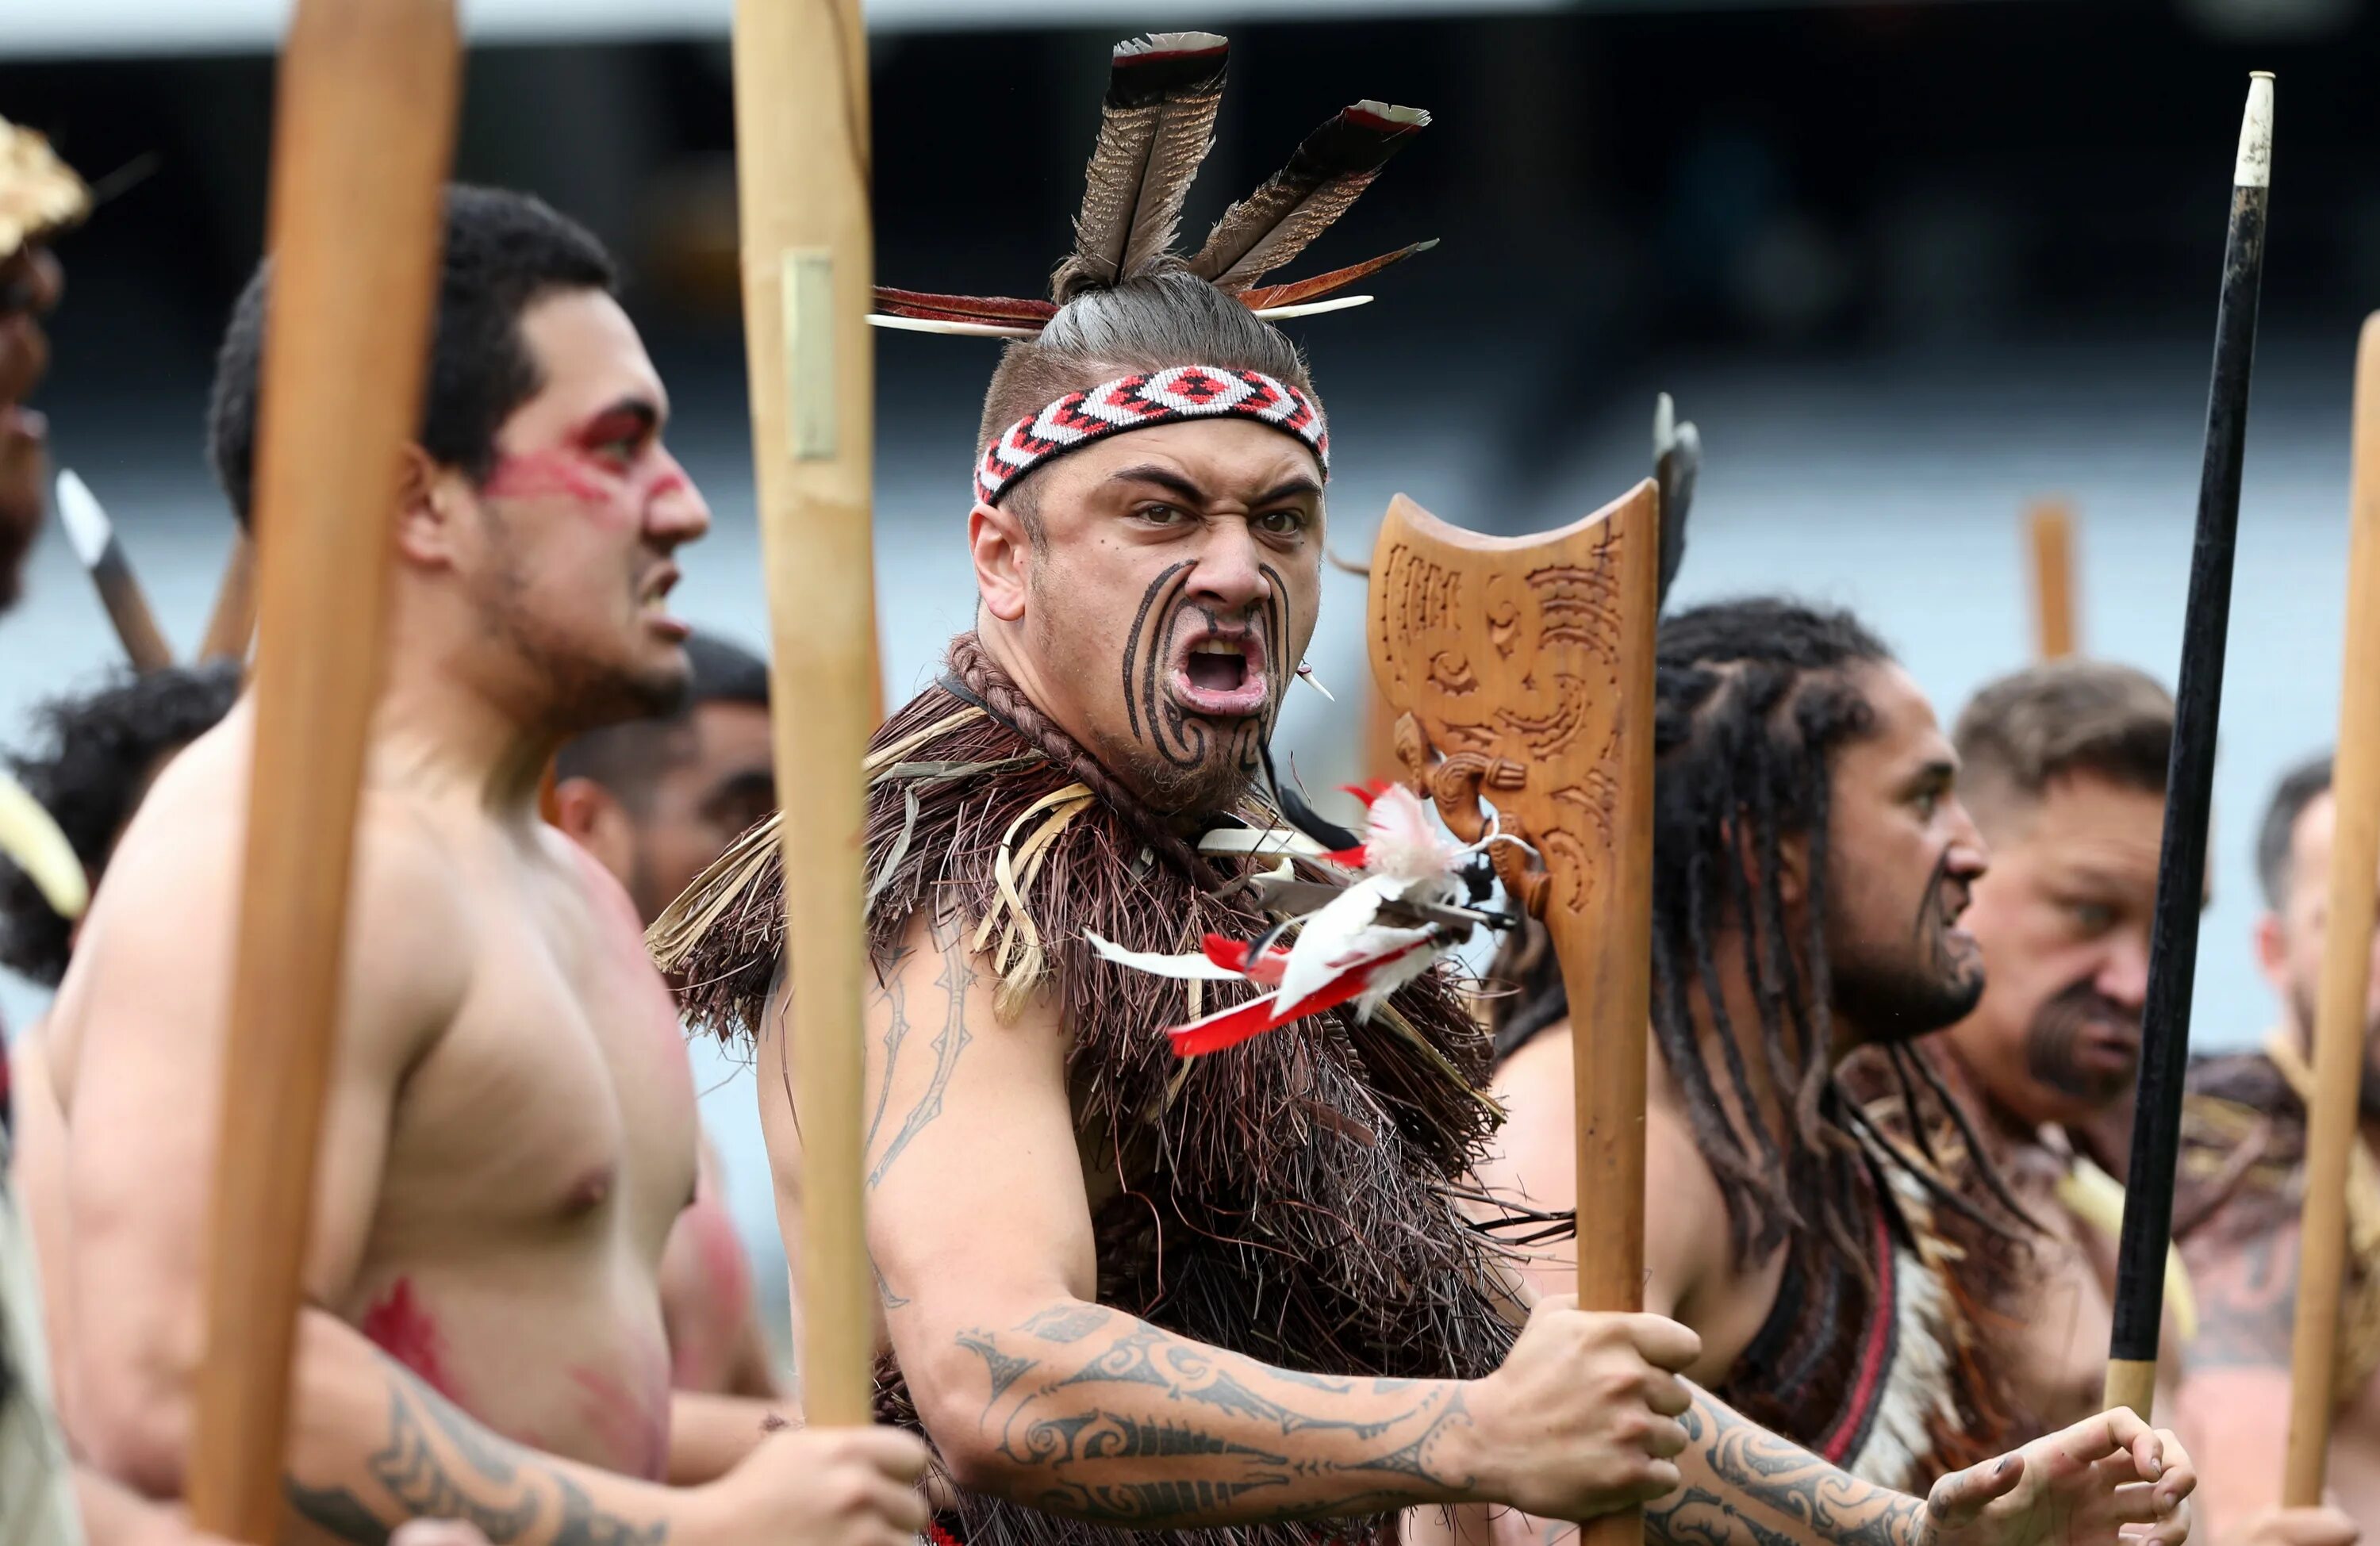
3,0,2377,1345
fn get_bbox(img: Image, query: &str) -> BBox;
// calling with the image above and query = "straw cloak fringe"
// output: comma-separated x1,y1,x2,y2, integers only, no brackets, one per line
652,646,1518,1546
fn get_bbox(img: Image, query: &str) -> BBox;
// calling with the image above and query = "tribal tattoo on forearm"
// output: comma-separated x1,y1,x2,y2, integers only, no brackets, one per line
954,1303,1480,1527
1647,1393,1925,1546
286,1360,666,1546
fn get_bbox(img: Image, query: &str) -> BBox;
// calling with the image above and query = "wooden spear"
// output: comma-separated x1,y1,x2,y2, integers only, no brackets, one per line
731,0,878,1424
2280,312,2380,1502
201,531,260,663
183,2,456,1539
1372,480,1660,1546
2104,70,2274,1420
2028,497,2079,660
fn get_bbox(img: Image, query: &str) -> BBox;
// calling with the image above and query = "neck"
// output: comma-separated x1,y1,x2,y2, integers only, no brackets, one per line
1663,927,1796,1155
369,641,560,824
1929,1035,2030,1155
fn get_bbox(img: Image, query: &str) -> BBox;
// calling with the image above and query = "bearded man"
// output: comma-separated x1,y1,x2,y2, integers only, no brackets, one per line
25,185,927,1546
659,33,2198,1546
2175,754,2380,1540
1483,599,2042,1502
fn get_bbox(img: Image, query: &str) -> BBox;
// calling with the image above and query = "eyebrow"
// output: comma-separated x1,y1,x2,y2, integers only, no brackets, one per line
576,397,662,443
1107,464,1324,508
1904,758,1956,792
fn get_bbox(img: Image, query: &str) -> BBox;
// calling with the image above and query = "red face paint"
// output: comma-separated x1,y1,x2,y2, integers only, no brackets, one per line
360,1278,470,1408
482,448,615,505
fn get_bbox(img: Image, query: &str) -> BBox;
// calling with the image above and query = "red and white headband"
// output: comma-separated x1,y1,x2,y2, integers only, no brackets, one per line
975,365,1327,508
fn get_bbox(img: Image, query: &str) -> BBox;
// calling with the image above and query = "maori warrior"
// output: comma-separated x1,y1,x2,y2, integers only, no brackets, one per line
658,33,2198,1546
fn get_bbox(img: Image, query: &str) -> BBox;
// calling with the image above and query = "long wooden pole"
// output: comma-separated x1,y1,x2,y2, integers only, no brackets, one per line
731,0,877,1425
2028,497,2079,660
201,531,260,663
2281,313,2380,1503
185,2,456,1540
2105,71,2273,1419
1371,482,1658,1546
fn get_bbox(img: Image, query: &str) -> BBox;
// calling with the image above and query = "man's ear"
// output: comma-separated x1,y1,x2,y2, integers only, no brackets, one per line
1772,827,1810,909
393,445,464,568
552,776,636,891
969,499,1031,623
2253,911,2291,993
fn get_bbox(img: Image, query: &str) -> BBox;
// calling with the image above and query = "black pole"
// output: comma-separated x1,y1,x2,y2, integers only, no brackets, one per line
2106,71,2274,1417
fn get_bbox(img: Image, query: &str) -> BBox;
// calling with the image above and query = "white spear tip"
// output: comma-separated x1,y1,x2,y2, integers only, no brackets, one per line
53,469,111,570
2235,72,2274,190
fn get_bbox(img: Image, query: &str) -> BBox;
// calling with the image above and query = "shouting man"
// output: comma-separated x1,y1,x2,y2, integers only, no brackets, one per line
29,186,927,1546
2175,754,2380,1540
1486,600,2054,1494
659,34,2198,1546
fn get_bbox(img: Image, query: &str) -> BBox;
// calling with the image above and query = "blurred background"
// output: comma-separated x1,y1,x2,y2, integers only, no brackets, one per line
4,0,2377,1352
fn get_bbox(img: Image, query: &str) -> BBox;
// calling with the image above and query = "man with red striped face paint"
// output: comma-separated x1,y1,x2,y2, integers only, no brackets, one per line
25,185,929,1546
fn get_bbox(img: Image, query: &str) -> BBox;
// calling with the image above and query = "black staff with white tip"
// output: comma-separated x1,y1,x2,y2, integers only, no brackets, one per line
2105,69,2274,1419
56,467,174,671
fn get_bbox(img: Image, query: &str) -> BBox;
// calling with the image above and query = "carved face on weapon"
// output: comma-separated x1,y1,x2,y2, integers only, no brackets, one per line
971,418,1324,815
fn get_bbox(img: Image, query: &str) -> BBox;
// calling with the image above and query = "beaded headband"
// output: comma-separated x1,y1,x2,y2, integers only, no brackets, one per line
975,365,1326,508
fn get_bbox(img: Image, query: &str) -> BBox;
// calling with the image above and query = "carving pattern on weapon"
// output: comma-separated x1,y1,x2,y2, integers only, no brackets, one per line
1370,501,1639,918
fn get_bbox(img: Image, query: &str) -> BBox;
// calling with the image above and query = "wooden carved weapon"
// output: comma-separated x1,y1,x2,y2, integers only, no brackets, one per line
731,0,878,1426
2027,497,2079,661
1370,480,1660,1546
56,469,175,671
186,1,457,1540
201,531,260,663
2105,70,2273,1419
2281,311,2380,1502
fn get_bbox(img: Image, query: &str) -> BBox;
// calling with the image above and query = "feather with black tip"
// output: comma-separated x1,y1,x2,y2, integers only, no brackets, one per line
1058,32,1228,295
1188,102,1430,293
1238,237,1438,311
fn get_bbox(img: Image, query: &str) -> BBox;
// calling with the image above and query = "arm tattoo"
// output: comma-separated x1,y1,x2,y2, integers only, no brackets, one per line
953,1306,1479,1528
2183,1223,2299,1370
285,1360,666,1546
1647,1391,1924,1546
867,933,976,1190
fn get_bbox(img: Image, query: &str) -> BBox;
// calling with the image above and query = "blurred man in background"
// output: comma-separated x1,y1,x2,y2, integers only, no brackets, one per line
2178,754,2380,1539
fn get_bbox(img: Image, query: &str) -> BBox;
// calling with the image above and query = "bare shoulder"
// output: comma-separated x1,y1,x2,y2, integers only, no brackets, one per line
1481,1026,1577,1210
1642,1099,1730,1319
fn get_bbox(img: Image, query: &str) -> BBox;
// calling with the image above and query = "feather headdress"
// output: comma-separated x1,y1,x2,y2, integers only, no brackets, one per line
0,118,90,263
869,33,1434,339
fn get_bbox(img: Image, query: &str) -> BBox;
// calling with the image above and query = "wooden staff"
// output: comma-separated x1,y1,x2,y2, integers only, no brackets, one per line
2281,312,2380,1502
2105,70,2274,1419
1372,480,1660,1546
731,0,878,1425
183,2,457,1539
201,531,260,662
2028,497,2079,659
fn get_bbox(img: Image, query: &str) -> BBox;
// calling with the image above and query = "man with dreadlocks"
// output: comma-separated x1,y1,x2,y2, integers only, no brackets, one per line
658,34,2198,1546
1482,598,2052,1501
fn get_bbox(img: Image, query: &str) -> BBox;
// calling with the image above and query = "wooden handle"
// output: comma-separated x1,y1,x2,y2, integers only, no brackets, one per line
732,0,878,1427
2282,311,2380,1505
95,556,176,673
1370,483,1660,1546
185,2,457,1540
201,531,260,663
2028,498,2078,660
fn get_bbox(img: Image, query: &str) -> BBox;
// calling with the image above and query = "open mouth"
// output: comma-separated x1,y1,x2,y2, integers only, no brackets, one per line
639,564,689,639
1169,629,1270,718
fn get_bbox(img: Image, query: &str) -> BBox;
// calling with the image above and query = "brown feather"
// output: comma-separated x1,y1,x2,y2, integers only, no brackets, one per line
871,286,1058,325
1238,237,1439,311
1058,32,1228,298
1188,101,1430,293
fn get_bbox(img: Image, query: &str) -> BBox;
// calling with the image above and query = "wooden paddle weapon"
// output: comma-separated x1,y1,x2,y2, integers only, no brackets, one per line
2027,497,2079,660
1370,479,1660,1546
182,1,457,1539
732,0,879,1425
2279,312,2380,1502
2104,70,2274,1420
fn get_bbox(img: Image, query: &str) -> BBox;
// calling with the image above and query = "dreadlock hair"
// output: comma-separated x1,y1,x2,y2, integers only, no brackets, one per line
976,266,1319,533
1494,598,1903,1275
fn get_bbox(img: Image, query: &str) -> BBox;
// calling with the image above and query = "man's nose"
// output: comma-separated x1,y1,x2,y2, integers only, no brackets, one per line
1942,797,1990,881
1184,521,1270,612
647,449,711,548
2100,929,2152,1015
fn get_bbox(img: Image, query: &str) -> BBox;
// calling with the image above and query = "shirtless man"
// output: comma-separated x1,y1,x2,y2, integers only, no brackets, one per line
2175,754,2380,1540
1883,660,2189,1431
661,35,2198,1546
1483,600,2036,1494
29,185,925,1546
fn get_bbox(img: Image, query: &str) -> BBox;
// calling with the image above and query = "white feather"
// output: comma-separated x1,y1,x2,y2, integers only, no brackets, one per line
1360,783,1464,884
1248,294,1373,322
1273,877,1433,1011
1083,930,1245,981
865,313,1038,340
54,469,111,570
